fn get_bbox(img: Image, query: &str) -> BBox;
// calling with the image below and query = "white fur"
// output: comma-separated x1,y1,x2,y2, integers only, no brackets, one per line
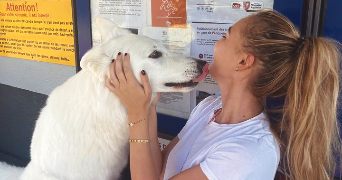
0,18,205,180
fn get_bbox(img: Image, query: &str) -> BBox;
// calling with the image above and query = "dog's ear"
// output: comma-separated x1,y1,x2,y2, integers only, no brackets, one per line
80,47,109,79
96,17,132,42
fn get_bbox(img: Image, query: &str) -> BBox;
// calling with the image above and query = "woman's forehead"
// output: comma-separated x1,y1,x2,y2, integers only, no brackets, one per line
234,18,248,29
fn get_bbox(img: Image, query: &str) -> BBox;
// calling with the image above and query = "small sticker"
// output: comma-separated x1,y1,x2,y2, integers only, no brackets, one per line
231,2,243,10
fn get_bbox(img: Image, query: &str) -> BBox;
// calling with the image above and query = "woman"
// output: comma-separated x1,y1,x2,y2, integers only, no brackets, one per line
106,10,341,180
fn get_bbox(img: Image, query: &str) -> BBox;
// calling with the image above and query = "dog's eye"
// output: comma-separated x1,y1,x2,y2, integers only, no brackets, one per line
148,50,162,59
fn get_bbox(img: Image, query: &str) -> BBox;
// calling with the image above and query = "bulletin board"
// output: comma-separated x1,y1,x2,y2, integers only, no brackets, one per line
0,0,76,66
89,0,274,119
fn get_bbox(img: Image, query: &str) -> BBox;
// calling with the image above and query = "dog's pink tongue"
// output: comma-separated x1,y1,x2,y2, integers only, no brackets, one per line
193,63,209,82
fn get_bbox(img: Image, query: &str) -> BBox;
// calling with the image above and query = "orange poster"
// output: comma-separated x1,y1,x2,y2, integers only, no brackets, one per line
151,0,186,28
0,0,75,66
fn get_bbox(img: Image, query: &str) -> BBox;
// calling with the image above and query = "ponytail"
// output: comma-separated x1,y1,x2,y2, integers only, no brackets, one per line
283,37,341,179
241,10,341,179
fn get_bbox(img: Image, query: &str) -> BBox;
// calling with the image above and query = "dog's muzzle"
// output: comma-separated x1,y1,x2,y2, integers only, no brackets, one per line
165,61,209,88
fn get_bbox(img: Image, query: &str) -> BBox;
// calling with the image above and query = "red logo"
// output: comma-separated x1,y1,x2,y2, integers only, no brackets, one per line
243,1,251,10
232,3,241,9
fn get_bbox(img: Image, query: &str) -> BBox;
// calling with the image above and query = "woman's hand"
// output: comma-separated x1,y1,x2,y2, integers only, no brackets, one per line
106,52,152,116
150,93,161,108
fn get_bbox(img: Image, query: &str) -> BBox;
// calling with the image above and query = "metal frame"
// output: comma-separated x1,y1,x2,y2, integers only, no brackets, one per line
301,0,327,36
72,0,92,73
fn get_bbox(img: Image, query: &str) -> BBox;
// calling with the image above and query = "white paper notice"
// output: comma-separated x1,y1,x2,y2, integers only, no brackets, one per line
141,26,193,119
191,23,232,93
156,92,192,119
140,26,192,55
187,0,274,23
91,0,146,44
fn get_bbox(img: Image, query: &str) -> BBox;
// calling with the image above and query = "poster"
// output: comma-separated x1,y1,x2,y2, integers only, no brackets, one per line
91,0,146,44
140,26,192,55
190,23,232,94
0,0,75,66
187,0,274,23
151,0,187,28
157,92,192,119
141,26,193,118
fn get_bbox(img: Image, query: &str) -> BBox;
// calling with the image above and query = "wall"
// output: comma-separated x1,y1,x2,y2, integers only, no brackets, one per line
0,56,75,166
0,57,75,95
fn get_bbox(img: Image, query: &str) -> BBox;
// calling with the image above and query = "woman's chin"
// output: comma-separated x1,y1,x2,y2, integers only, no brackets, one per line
208,65,216,76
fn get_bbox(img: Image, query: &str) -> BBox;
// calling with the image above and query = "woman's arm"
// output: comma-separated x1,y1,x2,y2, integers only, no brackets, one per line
169,165,208,180
129,112,159,180
106,53,207,180
106,53,158,180
148,98,162,176
160,136,179,180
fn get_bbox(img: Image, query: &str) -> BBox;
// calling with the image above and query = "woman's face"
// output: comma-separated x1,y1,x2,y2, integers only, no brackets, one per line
209,18,248,83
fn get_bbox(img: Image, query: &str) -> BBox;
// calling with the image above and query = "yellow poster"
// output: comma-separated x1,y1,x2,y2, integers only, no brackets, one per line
0,0,75,66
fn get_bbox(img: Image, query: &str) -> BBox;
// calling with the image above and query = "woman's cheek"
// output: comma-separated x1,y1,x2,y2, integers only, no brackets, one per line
214,40,226,57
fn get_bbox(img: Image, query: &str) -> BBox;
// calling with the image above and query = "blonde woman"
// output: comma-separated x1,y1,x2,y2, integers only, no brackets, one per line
106,10,341,180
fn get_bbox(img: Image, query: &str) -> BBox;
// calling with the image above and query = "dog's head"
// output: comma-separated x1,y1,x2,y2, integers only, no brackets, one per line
81,18,208,93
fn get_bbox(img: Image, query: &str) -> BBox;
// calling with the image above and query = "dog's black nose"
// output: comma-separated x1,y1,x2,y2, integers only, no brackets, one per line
196,60,207,72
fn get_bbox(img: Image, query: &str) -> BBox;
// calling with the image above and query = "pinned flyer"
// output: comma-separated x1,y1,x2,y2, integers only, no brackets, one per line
90,0,147,28
190,23,232,93
0,0,75,66
90,0,146,45
151,0,187,28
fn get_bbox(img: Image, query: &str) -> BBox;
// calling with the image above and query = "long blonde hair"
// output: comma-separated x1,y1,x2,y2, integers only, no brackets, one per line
241,10,341,179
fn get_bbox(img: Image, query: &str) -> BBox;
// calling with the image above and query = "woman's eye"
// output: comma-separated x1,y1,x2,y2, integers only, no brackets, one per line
148,50,162,59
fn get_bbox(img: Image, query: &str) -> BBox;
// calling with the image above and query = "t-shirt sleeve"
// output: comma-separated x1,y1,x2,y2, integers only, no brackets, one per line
178,96,217,139
199,143,255,180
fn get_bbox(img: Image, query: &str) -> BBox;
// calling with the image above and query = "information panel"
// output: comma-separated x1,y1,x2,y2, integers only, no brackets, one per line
0,0,75,66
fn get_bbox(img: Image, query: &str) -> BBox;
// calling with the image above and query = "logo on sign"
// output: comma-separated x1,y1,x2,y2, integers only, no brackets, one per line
243,1,251,10
232,2,242,9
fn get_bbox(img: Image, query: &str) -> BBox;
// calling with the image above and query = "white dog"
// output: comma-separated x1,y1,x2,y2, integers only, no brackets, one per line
0,18,208,180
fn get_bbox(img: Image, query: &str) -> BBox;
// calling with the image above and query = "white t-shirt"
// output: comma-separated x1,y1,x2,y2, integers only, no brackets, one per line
164,96,280,180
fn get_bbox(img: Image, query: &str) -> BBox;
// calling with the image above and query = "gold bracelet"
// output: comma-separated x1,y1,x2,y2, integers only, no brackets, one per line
128,118,146,127
129,139,149,143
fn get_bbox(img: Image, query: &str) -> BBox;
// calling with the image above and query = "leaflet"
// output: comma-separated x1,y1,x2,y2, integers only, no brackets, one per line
190,23,232,93
91,0,146,44
140,26,192,55
156,92,191,119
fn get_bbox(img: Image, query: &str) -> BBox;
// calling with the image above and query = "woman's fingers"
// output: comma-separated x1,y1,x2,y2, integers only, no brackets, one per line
140,70,152,97
151,92,161,107
109,60,119,88
155,92,161,100
109,52,151,99
105,77,116,93
123,53,138,83
115,52,127,83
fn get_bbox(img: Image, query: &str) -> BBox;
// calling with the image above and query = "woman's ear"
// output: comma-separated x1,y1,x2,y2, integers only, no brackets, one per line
237,54,255,71
245,54,256,68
